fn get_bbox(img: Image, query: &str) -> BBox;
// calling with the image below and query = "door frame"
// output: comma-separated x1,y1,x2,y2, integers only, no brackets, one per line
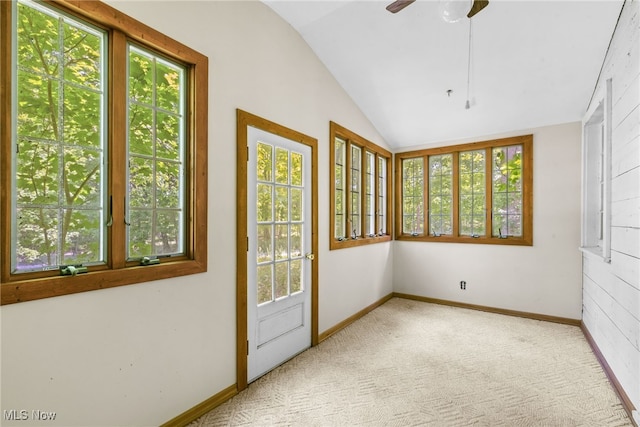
236,109,319,391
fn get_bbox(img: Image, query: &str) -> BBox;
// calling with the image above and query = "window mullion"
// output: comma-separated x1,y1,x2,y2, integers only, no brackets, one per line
110,30,128,269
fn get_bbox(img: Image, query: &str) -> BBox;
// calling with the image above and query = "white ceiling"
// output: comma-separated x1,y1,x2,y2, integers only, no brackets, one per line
263,0,623,149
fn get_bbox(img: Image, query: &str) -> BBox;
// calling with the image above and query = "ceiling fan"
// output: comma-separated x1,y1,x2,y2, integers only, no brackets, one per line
386,0,489,19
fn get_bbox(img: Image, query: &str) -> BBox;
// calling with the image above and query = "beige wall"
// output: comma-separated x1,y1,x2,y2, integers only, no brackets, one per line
0,2,393,425
394,122,584,319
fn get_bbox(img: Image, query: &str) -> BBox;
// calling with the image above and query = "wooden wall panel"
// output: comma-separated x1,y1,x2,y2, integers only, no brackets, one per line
582,0,640,418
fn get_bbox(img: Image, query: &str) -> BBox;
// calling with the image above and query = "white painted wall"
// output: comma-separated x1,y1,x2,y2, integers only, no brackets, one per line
394,122,584,320
0,2,393,425
581,0,640,414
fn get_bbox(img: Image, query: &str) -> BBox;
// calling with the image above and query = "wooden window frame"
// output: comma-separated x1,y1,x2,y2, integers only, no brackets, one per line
330,122,392,250
1,0,208,305
394,135,533,246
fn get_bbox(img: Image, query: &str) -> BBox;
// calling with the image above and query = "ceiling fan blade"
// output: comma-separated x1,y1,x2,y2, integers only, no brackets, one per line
386,0,416,14
467,0,489,18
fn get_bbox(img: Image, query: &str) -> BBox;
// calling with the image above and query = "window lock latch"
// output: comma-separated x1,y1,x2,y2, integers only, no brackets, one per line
60,265,88,276
140,257,160,266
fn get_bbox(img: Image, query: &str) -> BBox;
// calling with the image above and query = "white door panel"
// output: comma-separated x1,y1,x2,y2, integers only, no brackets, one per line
247,126,312,382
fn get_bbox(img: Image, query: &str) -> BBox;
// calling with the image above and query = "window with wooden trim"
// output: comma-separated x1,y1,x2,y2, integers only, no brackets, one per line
330,122,392,249
395,135,533,245
1,0,208,304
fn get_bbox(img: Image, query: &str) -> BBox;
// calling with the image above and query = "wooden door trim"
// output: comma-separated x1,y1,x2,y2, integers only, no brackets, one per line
236,109,318,391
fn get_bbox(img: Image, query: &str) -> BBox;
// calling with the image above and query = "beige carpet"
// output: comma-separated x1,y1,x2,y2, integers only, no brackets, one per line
189,298,632,426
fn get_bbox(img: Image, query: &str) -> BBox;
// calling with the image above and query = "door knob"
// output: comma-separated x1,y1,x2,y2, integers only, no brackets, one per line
305,253,315,260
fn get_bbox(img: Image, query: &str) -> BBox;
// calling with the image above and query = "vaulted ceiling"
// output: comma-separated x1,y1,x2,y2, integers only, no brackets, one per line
264,0,623,149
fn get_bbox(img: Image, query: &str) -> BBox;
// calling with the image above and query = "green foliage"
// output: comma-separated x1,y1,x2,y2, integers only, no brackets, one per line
14,1,104,271
492,145,523,236
12,2,186,271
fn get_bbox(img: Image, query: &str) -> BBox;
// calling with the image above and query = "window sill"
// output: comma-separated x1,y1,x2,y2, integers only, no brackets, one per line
1,259,206,305
395,234,533,246
330,234,392,250
579,246,611,263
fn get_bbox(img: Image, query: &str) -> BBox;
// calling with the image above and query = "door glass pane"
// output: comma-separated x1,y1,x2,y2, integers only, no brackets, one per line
275,148,289,184
290,259,302,294
257,264,273,305
255,143,306,305
291,152,302,186
257,143,273,182
275,224,289,261
290,224,302,257
257,225,273,263
127,45,186,259
13,0,107,273
275,187,289,222
275,261,289,299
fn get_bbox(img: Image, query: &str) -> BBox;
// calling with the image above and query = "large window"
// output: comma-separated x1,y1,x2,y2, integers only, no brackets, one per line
330,122,391,249
395,135,533,245
1,0,208,304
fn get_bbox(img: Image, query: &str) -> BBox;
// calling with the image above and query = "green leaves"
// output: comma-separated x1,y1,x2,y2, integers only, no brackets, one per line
14,1,106,271
127,46,185,258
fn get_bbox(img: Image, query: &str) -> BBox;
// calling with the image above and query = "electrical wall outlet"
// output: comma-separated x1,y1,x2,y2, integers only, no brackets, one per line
460,281,467,290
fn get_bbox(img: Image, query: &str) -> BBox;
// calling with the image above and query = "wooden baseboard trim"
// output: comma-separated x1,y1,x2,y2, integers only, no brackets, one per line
392,293,582,326
161,384,238,427
318,293,394,343
581,323,638,427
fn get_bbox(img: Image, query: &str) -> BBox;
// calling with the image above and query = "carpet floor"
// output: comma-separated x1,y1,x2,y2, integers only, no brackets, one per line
189,298,633,426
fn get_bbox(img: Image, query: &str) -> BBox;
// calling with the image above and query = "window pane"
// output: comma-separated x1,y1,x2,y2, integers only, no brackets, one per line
275,261,289,299
377,156,387,235
13,0,106,273
334,137,346,239
290,259,302,294
459,150,485,236
290,224,302,258
257,264,273,305
350,145,361,238
492,145,523,237
127,45,186,259
257,142,273,182
275,224,288,261
257,184,273,222
429,154,453,235
402,158,424,234
275,147,289,184
257,225,273,263
291,188,302,222
275,187,288,222
365,151,375,236
291,152,302,186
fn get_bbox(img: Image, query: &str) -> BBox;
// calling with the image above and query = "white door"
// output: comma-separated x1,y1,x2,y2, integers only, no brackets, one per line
247,126,312,382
